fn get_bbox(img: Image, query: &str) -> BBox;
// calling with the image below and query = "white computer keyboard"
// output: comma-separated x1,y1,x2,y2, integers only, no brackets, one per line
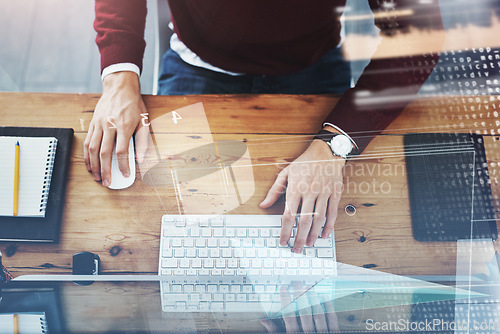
159,214,337,312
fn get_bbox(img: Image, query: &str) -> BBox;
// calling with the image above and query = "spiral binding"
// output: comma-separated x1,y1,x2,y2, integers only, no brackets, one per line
40,314,49,334
39,140,58,213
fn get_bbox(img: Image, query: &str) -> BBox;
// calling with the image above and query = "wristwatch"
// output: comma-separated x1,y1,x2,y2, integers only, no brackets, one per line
314,130,355,158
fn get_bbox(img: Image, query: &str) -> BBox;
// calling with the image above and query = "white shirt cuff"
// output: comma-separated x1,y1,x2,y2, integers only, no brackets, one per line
323,122,359,152
101,63,140,81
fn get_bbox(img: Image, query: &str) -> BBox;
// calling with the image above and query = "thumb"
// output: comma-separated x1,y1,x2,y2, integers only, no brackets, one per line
259,169,288,209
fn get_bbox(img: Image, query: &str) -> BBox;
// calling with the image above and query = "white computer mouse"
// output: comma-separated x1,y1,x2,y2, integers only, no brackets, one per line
108,137,135,190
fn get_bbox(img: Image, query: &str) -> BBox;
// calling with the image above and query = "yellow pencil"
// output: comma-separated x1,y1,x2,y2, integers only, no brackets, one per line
13,141,20,216
13,314,19,334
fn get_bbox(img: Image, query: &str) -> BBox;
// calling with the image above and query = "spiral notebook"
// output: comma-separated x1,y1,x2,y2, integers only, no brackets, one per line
0,137,57,217
0,313,48,334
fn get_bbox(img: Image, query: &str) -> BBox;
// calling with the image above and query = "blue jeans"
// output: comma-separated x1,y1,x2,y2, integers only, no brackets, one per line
158,47,351,95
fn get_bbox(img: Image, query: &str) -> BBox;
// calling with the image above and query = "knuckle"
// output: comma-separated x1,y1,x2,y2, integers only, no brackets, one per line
99,149,111,159
298,217,311,227
115,148,128,157
88,144,99,154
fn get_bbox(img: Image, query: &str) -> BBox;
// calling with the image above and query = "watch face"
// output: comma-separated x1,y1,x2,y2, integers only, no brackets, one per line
330,135,352,157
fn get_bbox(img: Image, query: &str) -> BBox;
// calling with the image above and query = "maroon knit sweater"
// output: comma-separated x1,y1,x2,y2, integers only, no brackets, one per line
94,0,443,152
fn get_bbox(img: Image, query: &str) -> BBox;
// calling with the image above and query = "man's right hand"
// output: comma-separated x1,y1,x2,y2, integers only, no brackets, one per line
84,71,149,187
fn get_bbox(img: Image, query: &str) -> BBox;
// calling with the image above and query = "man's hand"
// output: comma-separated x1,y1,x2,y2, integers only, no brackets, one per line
259,136,345,253
84,71,149,187
260,283,339,333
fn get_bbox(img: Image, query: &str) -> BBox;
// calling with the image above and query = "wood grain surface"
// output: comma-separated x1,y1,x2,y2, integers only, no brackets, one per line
0,92,499,332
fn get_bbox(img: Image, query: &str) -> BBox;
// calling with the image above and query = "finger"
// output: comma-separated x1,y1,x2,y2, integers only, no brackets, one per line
259,319,280,333
259,169,288,208
321,295,340,332
322,190,341,238
308,292,328,332
115,130,131,178
306,195,328,246
291,282,314,333
135,122,150,164
280,286,299,333
280,189,300,247
88,125,103,181
100,127,116,187
83,124,94,172
293,198,315,253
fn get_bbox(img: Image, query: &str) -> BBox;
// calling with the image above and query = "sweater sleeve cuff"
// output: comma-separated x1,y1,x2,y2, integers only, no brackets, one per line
101,63,140,81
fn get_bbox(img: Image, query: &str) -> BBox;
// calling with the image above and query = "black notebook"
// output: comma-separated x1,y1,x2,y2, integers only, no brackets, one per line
0,127,73,243
404,133,498,242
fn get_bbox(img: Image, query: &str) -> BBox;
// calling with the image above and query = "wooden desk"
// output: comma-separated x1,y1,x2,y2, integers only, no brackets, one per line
1,92,499,332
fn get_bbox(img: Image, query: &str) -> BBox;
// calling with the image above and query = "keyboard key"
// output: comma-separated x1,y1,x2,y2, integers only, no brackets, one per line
203,259,214,268
195,239,205,247
269,249,280,258
226,293,236,301
231,239,241,248
186,269,197,275
257,249,267,258
207,239,218,248
237,294,247,302
160,269,172,275
221,249,231,258
207,284,218,293
248,269,260,276
198,269,210,275
230,285,241,293
201,228,211,237
242,285,253,293
210,217,224,227
226,302,262,312
199,218,209,227
286,269,297,276
299,269,310,276
264,259,274,268
211,302,224,312
162,259,178,268
219,239,229,247
255,239,265,248
220,285,229,293
174,249,185,257
164,293,189,303
211,269,222,275
172,284,182,292
175,220,186,227
227,259,238,268
199,302,210,311
240,259,250,268
192,259,202,268
248,228,259,237
266,239,277,248
251,259,262,268
195,285,206,292
312,258,322,268
184,285,194,292
186,249,196,258
305,249,316,257
213,229,224,237
261,269,272,275
237,228,247,237
190,228,200,237
317,248,334,258
200,293,211,302
171,239,182,247
163,228,186,237
179,259,190,268
225,228,235,237
254,285,265,293
213,293,224,301
236,269,247,276
260,229,270,237
223,269,235,276
186,217,199,225
314,238,333,248
198,249,208,258
173,269,185,275
271,228,281,237
162,248,173,258
210,249,220,258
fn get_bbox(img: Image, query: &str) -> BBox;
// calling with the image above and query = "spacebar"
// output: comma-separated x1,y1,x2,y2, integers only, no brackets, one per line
225,215,282,227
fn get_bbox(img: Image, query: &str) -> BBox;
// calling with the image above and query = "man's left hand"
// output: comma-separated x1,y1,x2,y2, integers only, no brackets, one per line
259,139,345,253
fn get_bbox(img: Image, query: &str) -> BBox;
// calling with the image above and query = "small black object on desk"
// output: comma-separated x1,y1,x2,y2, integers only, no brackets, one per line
72,252,100,286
